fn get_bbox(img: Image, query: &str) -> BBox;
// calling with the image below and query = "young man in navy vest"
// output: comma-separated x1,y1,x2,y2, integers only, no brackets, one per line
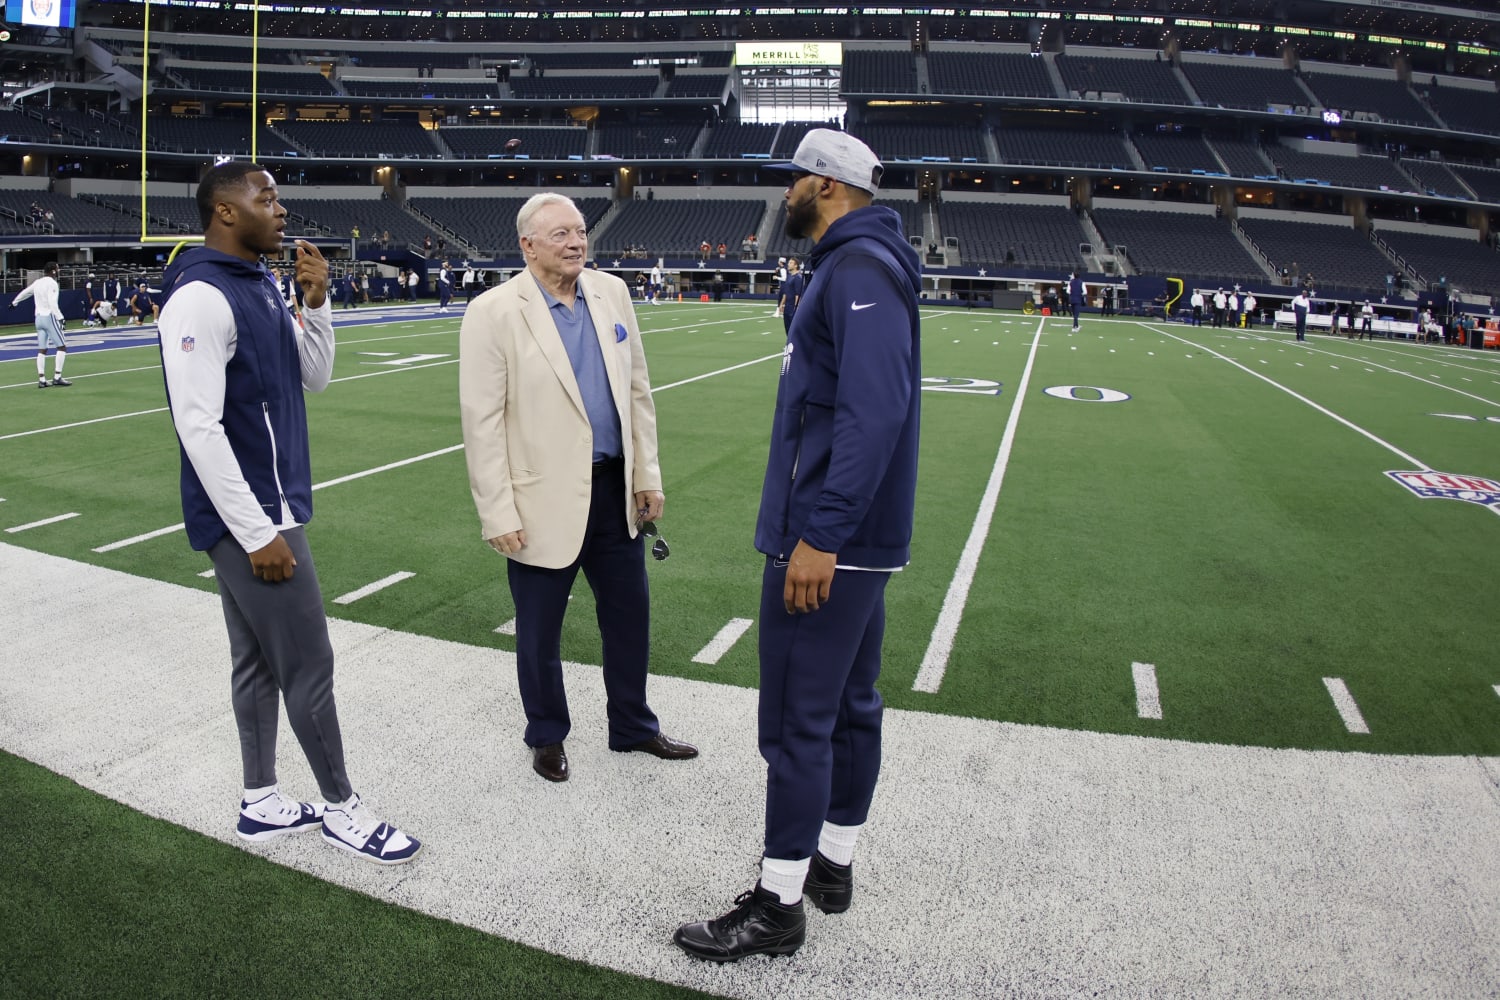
158,161,421,865
676,129,922,962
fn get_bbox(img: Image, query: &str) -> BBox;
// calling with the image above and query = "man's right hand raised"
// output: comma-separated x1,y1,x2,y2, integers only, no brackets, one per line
248,534,297,582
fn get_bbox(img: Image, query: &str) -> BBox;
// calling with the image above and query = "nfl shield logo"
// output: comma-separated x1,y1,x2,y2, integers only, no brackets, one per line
180,336,195,353
1386,470,1500,512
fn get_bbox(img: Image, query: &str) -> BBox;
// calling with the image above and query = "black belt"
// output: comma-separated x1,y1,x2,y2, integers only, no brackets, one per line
591,455,623,475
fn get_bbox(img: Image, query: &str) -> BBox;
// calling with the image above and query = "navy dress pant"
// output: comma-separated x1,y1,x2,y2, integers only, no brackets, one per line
758,558,890,861
506,460,659,750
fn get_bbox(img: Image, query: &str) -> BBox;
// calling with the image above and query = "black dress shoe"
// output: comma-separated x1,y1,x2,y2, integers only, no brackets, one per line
531,742,568,782
622,732,698,760
803,852,853,914
674,885,805,963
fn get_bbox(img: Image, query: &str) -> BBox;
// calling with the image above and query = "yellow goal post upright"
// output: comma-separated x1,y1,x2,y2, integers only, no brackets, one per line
137,0,265,265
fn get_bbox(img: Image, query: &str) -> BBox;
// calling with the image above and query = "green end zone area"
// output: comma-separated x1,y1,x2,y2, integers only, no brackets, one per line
3,303,1498,757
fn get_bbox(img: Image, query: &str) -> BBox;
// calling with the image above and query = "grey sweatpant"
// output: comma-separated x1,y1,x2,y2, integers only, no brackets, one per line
209,526,353,803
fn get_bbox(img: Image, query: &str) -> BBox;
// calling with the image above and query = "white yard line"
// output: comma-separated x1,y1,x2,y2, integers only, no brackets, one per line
913,316,1047,695
333,571,415,605
1144,324,1431,470
1133,661,1163,720
5,511,80,533
1322,677,1371,734
651,353,781,392
0,407,169,442
691,618,755,665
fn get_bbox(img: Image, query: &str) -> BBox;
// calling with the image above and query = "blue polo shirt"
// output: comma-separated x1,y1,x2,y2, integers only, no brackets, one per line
535,276,622,462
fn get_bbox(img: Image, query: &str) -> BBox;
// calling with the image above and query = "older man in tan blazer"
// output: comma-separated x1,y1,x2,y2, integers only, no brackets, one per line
459,192,697,783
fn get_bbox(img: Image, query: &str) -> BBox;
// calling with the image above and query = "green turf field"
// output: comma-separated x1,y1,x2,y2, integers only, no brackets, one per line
3,303,1499,756
5,301,1500,997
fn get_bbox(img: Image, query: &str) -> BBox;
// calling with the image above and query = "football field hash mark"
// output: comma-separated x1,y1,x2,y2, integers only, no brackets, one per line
692,618,755,665
1322,677,1370,734
1132,662,1162,720
333,571,415,605
5,512,80,533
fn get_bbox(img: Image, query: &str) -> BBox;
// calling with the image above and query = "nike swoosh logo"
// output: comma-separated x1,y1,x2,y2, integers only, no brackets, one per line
851,301,876,311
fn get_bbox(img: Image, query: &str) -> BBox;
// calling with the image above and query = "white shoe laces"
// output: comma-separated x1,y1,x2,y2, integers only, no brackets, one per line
247,790,305,824
327,796,382,846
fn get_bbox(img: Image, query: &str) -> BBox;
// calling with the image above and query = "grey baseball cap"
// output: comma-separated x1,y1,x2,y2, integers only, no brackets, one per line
766,128,883,195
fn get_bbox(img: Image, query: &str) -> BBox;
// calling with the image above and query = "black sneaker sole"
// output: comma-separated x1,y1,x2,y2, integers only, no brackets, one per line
803,885,851,914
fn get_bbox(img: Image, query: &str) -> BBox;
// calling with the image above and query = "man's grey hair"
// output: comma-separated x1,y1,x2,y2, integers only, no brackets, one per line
516,192,579,241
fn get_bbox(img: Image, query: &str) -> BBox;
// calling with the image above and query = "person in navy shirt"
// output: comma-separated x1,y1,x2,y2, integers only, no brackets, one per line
677,129,922,963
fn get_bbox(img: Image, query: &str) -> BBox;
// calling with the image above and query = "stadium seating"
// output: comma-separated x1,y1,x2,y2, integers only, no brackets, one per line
0,108,58,144
406,196,610,258
0,191,134,236
1300,73,1438,128
591,199,767,258
509,77,657,101
165,67,338,96
664,74,729,100
1090,209,1265,284
1207,137,1278,179
91,194,201,235
995,127,1131,170
288,198,430,246
1054,54,1189,105
1234,217,1394,291
275,120,440,159
700,122,779,159
1400,158,1473,200
1263,146,1418,194
145,115,287,156
438,126,589,161
925,50,1055,99
936,202,1087,271
1421,85,1500,137
842,50,918,95
341,79,497,101
1449,165,1500,202
1374,228,1500,292
1132,132,1225,174
849,123,986,164
593,123,702,160
1182,62,1308,111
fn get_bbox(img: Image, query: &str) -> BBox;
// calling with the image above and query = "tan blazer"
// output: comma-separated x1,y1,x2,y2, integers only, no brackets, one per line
459,268,662,569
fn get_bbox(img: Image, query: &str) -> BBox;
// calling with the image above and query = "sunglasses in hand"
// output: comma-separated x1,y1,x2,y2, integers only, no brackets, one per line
638,520,670,561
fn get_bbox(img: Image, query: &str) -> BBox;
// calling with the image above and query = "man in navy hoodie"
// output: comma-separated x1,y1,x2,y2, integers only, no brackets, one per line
158,161,420,865
676,129,922,962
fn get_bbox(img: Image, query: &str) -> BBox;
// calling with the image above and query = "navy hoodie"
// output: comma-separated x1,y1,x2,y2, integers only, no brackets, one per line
159,247,314,551
755,204,922,567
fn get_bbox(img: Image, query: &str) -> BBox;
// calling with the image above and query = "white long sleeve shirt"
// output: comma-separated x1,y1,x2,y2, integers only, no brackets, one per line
13,275,64,321
159,281,334,553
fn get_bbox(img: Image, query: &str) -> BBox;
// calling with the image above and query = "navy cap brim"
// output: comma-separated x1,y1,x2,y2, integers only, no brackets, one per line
763,161,799,174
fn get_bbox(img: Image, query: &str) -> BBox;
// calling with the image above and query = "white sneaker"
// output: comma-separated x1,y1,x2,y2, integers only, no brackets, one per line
321,794,422,865
236,788,325,842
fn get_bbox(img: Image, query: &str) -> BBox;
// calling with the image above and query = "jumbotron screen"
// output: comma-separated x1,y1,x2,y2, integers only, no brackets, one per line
5,0,78,29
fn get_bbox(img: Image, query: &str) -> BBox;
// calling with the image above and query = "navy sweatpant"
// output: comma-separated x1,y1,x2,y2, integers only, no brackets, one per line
758,558,890,861
505,461,659,750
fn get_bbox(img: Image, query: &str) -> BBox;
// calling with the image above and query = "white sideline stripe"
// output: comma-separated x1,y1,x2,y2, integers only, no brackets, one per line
1494,684,1500,699
1323,677,1370,734
0,407,169,442
1,364,163,389
5,512,80,533
494,618,516,635
691,617,754,665
333,571,415,605
328,358,457,383
651,352,781,392
913,316,1047,694
1132,661,1163,720
197,569,215,578
1145,325,1429,469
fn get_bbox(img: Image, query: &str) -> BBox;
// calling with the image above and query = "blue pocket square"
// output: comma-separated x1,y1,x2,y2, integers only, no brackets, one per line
615,322,628,343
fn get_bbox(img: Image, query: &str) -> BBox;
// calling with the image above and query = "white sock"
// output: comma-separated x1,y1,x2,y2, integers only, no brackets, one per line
53,351,65,377
818,821,862,866
243,783,277,805
37,356,46,378
759,856,810,905
330,792,359,812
